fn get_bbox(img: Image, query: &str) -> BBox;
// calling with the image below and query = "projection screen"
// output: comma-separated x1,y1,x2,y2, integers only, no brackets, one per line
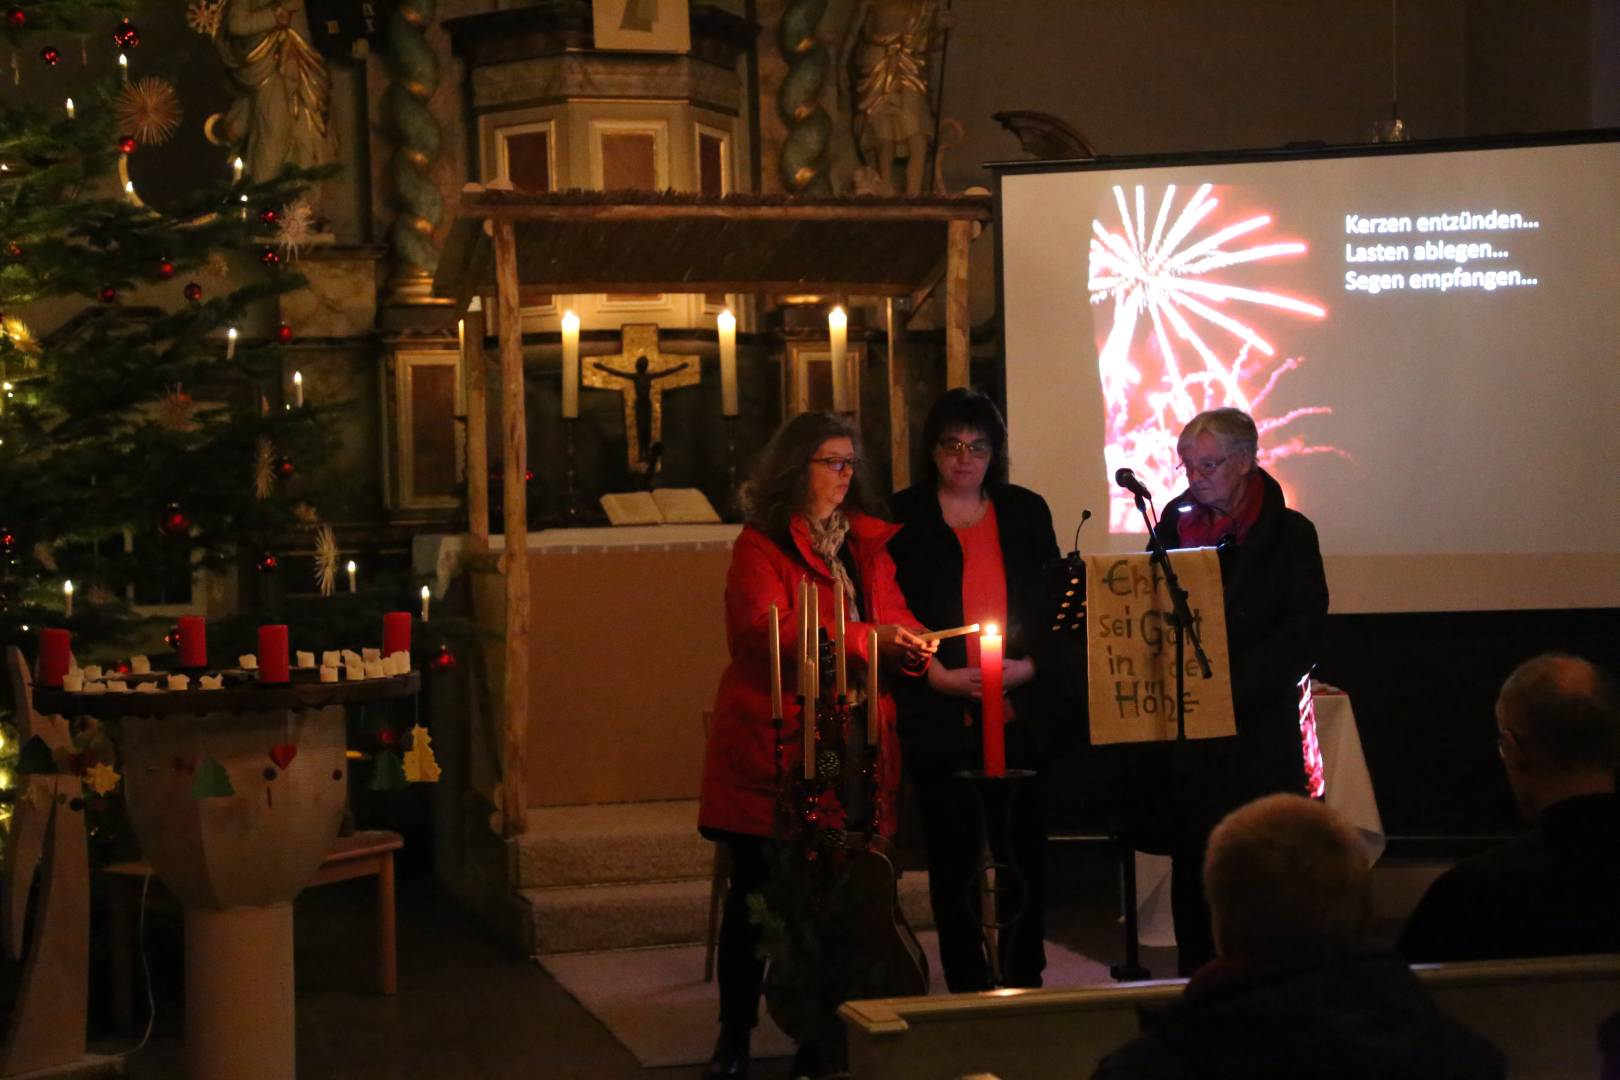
997,133,1620,614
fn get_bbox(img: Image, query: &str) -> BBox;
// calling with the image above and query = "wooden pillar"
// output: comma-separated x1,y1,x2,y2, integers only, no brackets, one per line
462,303,490,555
945,218,972,389
886,298,911,491
491,219,530,838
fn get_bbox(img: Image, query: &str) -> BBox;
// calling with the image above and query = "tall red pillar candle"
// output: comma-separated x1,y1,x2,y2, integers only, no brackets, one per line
257,625,290,683
39,628,72,687
979,624,1005,777
177,615,207,668
383,611,411,657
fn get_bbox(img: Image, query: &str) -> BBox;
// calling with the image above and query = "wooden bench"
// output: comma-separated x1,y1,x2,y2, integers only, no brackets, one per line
839,953,1620,1079
106,829,403,1031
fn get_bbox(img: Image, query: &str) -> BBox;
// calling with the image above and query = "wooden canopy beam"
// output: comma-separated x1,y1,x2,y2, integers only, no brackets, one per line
945,219,972,389
491,221,530,839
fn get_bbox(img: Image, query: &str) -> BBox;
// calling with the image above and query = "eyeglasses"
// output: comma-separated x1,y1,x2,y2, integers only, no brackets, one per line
1495,727,1523,759
811,456,861,475
937,438,992,459
1178,454,1231,476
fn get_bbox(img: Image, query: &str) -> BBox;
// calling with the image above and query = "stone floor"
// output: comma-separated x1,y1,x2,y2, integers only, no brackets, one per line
86,841,1177,1079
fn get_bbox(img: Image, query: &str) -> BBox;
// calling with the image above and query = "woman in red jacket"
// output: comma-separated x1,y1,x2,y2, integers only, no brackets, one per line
698,411,935,1080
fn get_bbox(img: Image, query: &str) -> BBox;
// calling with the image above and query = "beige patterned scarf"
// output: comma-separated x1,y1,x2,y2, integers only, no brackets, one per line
807,511,857,606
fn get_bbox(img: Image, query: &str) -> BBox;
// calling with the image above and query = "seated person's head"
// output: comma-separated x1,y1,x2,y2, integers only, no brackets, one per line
1204,794,1371,969
1495,653,1620,818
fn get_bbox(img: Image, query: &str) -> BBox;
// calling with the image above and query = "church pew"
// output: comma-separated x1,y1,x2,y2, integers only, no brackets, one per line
839,953,1620,1079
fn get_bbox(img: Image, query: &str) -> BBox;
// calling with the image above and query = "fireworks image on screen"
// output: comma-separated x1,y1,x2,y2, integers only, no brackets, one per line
1088,183,1336,531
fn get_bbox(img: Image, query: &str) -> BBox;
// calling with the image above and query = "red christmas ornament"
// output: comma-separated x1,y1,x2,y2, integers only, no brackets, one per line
8,243,24,258
156,259,175,280
431,645,457,673
118,135,138,155
378,727,398,747
6,9,25,30
256,551,279,573
114,660,132,675
164,624,180,648
112,18,139,49
259,207,279,227
0,529,15,549
40,46,60,65
274,456,294,480
183,281,203,302
259,246,280,268
275,322,293,344
159,502,190,537
99,284,118,303
524,470,535,483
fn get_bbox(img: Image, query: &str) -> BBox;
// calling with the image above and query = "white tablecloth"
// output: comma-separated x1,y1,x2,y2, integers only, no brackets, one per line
1134,684,1385,947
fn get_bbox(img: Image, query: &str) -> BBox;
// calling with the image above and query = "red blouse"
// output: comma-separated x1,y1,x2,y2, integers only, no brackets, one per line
956,502,1007,671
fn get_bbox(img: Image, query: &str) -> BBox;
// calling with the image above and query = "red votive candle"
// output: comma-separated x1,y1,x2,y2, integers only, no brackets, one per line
177,615,207,669
382,612,411,657
257,625,290,683
39,628,72,688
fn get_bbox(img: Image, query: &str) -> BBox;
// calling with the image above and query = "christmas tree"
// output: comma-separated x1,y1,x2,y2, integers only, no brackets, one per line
0,5,346,817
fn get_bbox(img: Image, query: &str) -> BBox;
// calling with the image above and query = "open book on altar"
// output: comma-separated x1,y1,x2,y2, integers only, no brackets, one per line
599,488,722,526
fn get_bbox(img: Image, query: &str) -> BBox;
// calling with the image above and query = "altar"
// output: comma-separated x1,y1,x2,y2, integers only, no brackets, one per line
420,524,739,806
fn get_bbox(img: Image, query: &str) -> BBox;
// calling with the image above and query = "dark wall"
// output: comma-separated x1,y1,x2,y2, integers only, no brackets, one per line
1317,608,1620,841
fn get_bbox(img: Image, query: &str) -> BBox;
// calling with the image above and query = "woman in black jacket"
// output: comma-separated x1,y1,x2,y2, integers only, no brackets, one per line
887,388,1064,990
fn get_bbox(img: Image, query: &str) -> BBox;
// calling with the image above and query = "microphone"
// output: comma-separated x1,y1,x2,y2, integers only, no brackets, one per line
1114,467,1152,501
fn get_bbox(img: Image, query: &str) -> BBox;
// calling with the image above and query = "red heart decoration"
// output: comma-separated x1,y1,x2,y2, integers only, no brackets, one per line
269,744,298,770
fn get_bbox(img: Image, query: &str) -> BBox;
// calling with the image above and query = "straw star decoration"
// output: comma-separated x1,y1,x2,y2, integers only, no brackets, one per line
253,438,276,499
116,78,183,147
313,523,340,597
186,0,224,37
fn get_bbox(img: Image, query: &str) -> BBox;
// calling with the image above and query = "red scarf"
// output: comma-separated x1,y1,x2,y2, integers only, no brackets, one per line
1176,471,1263,548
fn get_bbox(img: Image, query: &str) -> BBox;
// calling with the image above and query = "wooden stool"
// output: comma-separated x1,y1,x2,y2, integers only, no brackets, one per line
105,829,403,1032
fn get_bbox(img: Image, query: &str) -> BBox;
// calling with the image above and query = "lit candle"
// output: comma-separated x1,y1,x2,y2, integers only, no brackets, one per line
118,53,128,82
828,305,848,413
980,623,1005,777
768,603,782,721
560,310,580,419
239,193,248,222
834,585,847,699
346,559,357,593
232,156,244,183
63,579,73,618
226,327,238,360
867,626,879,744
717,309,738,417
65,98,75,120
124,180,135,200
420,585,431,622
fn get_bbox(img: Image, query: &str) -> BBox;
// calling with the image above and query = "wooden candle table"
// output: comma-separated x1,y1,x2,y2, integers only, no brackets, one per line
34,673,419,1080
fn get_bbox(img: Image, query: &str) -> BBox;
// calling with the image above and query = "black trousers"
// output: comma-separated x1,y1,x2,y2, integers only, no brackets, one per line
711,832,773,1030
910,760,1048,991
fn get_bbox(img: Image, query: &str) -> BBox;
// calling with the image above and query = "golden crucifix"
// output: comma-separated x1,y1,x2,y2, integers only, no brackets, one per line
583,324,701,472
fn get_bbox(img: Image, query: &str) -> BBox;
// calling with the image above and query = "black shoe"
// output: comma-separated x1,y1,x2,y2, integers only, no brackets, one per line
700,1028,751,1080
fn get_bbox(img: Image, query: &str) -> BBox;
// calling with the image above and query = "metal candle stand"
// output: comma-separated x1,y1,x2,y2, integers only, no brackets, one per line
563,416,581,522
955,767,1037,989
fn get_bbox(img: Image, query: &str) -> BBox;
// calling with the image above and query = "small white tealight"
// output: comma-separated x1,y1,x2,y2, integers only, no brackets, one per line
136,681,159,693
239,654,258,670
295,650,316,669
83,665,102,680
385,651,407,675
130,655,151,674
84,682,107,695
362,647,381,663
364,659,387,680
64,671,85,692
342,649,363,669
319,665,339,684
321,650,341,669
344,663,364,682
200,675,224,690
107,680,129,693
167,674,190,691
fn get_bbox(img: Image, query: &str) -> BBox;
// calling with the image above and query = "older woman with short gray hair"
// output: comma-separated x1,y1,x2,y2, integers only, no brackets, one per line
1151,406,1329,975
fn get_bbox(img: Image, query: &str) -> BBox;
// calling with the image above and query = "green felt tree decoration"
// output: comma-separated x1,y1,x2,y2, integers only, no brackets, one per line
188,755,234,799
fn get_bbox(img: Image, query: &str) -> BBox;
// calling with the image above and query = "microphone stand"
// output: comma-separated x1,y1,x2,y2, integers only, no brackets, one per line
1108,488,1213,983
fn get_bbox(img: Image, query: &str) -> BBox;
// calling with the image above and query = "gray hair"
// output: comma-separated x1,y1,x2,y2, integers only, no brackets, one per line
1178,408,1259,466
1204,794,1371,965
